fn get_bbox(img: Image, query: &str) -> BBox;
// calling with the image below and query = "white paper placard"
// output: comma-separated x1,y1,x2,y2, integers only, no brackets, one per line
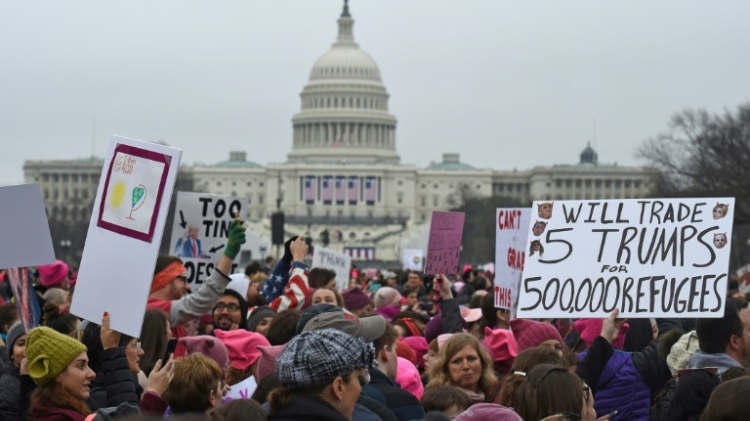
518,198,734,318
226,375,257,400
312,247,352,291
402,249,424,271
71,136,181,337
0,184,56,269
169,192,247,285
494,208,530,311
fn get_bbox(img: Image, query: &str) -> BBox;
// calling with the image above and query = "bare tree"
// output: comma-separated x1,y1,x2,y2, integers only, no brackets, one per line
638,104,750,224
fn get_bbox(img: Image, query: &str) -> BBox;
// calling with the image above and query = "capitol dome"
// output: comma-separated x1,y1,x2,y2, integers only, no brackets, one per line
288,0,399,165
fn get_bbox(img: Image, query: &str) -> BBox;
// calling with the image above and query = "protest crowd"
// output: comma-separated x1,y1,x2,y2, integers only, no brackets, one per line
2,219,750,421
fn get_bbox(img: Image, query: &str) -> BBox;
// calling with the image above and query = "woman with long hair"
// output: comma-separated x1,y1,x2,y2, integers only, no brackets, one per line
513,364,596,421
139,309,171,376
26,313,172,421
426,333,497,403
267,328,374,421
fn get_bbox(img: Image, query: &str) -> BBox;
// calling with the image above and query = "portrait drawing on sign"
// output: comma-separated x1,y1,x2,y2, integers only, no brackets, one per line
529,240,544,257
713,203,729,220
714,233,727,249
175,225,209,259
532,220,547,237
537,202,554,219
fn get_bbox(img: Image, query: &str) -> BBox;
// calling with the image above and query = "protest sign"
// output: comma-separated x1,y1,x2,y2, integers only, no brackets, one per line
7,267,42,332
226,375,257,400
0,184,56,269
494,208,531,311
402,249,424,271
169,192,248,285
425,211,465,275
71,135,181,337
518,198,734,318
312,247,352,291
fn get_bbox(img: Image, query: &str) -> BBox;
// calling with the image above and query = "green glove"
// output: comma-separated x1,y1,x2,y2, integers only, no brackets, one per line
223,219,246,260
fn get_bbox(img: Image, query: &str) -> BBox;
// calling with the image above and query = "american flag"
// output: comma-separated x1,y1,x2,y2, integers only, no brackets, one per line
305,176,317,205
348,176,359,205
322,176,333,204
365,176,377,205
335,176,346,205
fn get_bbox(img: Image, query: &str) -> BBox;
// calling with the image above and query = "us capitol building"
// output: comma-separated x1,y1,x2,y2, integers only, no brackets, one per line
24,2,655,264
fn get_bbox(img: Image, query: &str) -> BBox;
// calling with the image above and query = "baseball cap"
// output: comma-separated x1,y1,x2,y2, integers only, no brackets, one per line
296,303,341,334
303,311,387,342
460,306,483,323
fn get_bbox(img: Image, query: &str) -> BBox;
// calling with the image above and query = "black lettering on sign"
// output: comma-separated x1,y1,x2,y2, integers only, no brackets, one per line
539,228,574,264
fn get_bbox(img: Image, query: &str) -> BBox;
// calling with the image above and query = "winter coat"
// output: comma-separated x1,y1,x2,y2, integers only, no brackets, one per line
86,348,139,411
268,393,349,421
362,370,425,421
0,363,21,420
31,391,166,421
577,318,681,421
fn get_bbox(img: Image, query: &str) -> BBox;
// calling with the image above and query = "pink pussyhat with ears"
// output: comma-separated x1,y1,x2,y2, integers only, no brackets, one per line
396,357,424,400
37,261,69,288
257,344,286,380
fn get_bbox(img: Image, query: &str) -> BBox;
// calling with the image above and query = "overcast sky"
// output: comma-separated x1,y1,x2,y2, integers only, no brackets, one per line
1,0,749,184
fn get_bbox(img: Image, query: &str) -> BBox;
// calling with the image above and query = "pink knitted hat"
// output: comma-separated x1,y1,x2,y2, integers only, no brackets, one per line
37,261,69,288
257,344,286,380
214,329,271,371
482,327,518,374
396,357,424,400
574,318,630,350
401,336,429,370
509,319,563,352
177,336,230,377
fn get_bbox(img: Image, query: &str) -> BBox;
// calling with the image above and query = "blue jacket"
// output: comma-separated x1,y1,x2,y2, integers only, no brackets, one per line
578,319,680,421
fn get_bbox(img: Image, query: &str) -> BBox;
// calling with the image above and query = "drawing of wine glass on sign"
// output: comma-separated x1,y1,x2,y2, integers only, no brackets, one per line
127,185,147,220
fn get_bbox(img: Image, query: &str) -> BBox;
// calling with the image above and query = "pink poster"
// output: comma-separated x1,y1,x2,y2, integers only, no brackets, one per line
425,211,465,275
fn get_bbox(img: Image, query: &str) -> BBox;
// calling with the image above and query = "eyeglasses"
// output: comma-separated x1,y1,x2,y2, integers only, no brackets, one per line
582,385,590,402
214,303,241,312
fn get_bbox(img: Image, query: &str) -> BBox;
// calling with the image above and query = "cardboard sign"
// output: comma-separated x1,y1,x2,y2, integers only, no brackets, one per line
226,375,257,400
312,247,352,291
7,267,42,332
169,192,248,285
494,208,531,311
0,184,56,269
518,198,734,318
71,136,181,337
425,211,465,275
402,249,424,271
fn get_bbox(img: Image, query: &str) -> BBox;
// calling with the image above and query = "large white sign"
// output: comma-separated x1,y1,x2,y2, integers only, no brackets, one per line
402,249,424,271
312,247,352,291
518,198,734,318
71,136,181,337
0,184,56,269
494,208,531,311
169,192,248,285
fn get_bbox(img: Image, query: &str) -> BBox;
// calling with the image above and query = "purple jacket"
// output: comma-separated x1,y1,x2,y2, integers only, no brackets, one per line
580,350,650,421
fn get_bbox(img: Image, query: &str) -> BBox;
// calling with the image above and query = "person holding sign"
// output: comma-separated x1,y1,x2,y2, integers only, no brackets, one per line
148,218,246,339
